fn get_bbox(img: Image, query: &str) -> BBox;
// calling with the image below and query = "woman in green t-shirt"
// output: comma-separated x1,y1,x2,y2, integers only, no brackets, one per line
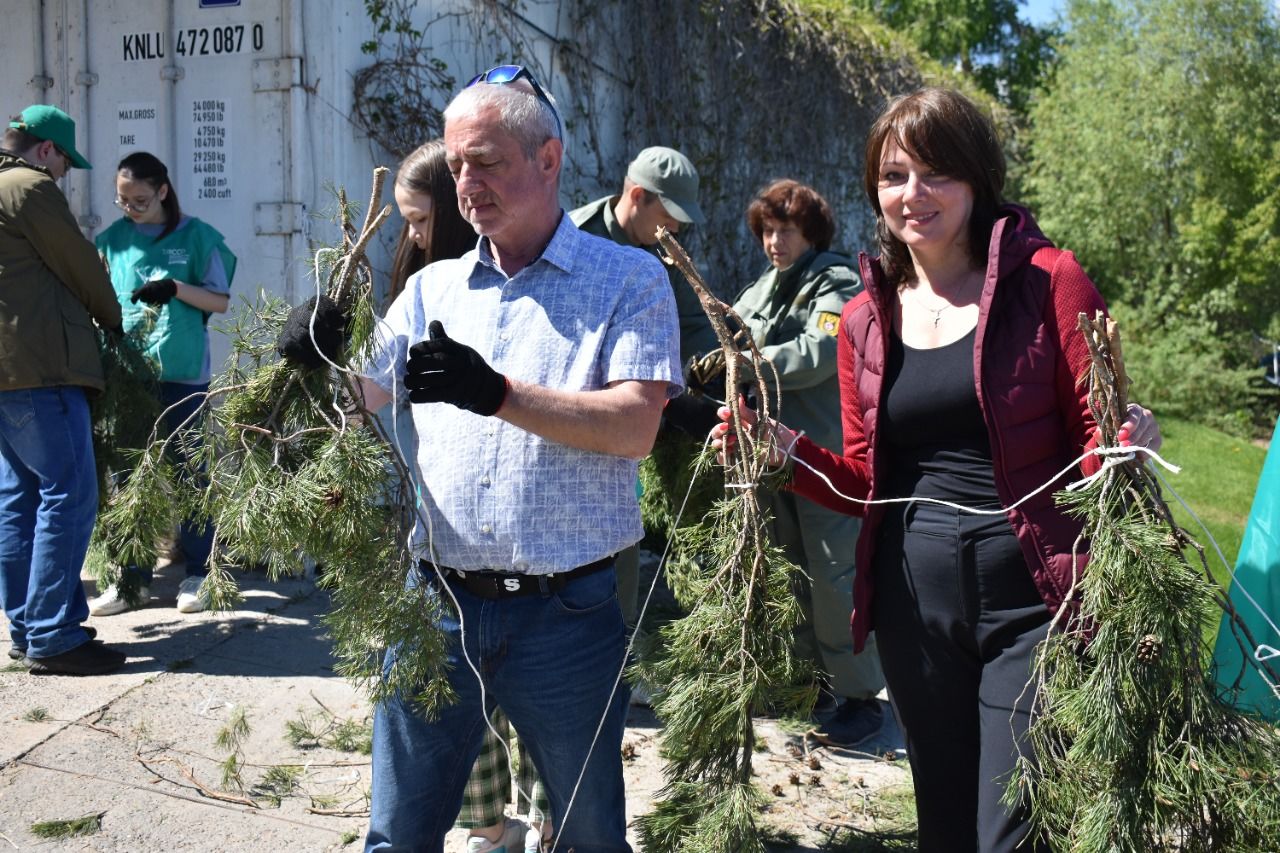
90,151,236,617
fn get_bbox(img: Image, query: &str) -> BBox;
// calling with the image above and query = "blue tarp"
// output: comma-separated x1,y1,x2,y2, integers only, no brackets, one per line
1211,415,1280,722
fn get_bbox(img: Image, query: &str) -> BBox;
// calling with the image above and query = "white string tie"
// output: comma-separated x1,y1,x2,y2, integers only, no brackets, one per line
1065,444,1181,492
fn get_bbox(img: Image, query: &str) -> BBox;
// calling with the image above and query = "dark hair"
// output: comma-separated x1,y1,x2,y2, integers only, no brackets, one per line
2,119,43,157
863,87,1005,288
388,139,476,303
745,179,836,252
117,151,182,241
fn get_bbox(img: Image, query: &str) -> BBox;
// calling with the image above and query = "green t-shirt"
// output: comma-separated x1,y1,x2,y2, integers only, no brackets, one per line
96,216,235,382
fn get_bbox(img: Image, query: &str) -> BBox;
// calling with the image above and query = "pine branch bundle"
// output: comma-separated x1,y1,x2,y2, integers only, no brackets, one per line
635,231,807,853
86,320,166,598
638,433,723,542
97,169,455,712
90,324,162,496
1014,312,1280,851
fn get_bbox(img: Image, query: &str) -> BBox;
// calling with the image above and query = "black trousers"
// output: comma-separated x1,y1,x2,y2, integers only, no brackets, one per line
872,502,1051,853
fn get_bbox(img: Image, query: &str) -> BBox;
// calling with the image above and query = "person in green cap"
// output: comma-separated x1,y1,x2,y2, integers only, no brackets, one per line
571,146,714,364
570,147,713,638
0,104,126,675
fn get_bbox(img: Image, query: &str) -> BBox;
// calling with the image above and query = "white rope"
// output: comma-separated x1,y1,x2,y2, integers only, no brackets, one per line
786,441,1179,517
784,432,1279,687
547,430,717,853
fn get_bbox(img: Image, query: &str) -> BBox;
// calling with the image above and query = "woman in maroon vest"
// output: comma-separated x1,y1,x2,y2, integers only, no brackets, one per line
715,87,1161,850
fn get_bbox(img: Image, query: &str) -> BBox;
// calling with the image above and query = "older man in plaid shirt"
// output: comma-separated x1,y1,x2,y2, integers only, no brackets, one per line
341,68,681,853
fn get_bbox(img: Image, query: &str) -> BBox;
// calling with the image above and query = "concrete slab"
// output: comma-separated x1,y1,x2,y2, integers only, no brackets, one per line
2,558,911,852
0,760,355,851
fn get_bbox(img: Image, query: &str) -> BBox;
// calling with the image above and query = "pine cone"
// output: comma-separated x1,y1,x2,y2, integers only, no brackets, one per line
1137,634,1163,664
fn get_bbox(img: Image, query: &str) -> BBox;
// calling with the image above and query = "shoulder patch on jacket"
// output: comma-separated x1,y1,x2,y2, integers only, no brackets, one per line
816,311,841,336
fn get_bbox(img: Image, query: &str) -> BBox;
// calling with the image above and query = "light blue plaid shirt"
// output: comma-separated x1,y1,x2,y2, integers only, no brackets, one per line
367,212,682,573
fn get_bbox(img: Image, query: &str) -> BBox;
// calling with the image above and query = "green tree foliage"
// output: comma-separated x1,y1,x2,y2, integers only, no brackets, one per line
97,174,456,715
1025,0,1280,433
845,0,1057,114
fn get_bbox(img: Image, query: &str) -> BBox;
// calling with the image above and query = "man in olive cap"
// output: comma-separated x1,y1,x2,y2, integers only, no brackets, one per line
0,105,125,675
570,147,716,642
571,146,714,363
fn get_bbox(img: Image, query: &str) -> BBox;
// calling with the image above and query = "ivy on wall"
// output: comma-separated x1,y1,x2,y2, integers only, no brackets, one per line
352,0,984,292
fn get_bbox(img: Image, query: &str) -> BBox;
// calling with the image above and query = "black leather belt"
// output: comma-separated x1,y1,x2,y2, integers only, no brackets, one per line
420,555,615,599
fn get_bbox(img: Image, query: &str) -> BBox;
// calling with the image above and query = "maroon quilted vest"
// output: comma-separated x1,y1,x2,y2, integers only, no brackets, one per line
791,205,1108,650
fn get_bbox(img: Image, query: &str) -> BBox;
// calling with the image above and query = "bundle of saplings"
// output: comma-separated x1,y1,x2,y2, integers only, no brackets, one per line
635,231,809,853
1013,313,1280,851
94,169,454,713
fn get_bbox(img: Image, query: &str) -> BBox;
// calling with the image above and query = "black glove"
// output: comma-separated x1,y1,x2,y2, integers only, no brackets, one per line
663,391,721,438
404,320,507,414
130,278,177,305
276,295,347,369
685,350,727,393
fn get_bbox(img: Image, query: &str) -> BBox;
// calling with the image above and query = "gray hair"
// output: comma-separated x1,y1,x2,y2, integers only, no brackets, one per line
443,80,562,160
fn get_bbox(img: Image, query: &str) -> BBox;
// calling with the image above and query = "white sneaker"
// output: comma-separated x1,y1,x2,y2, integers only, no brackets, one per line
524,827,548,853
89,584,151,616
465,819,527,853
176,576,210,613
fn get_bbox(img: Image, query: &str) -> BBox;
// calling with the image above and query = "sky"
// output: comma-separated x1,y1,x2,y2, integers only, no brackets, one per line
1021,0,1065,26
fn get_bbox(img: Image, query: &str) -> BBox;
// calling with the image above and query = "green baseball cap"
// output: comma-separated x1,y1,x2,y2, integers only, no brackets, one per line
626,146,704,226
9,105,91,169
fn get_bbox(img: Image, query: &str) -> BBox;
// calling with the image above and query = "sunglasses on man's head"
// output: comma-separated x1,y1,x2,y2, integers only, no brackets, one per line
465,64,562,137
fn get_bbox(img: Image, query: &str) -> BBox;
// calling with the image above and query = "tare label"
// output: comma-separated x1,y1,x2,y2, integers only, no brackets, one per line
190,99,231,201
121,24,264,61
116,102,158,158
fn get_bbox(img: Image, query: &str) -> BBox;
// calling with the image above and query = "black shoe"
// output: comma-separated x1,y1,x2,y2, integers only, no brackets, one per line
9,626,96,662
26,639,125,676
812,698,884,748
813,684,839,716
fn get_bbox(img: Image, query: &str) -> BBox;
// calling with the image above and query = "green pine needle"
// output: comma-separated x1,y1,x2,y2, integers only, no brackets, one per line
215,705,250,752
30,812,103,839
1015,470,1280,850
95,180,456,715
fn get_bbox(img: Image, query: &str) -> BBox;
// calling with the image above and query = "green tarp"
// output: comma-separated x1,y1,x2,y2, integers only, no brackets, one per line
1212,415,1280,722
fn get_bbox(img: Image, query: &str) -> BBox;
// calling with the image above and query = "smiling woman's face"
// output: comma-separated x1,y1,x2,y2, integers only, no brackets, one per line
875,141,974,263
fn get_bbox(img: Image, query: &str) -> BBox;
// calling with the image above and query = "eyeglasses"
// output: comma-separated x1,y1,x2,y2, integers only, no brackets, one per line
465,64,562,138
45,143,72,176
113,193,158,213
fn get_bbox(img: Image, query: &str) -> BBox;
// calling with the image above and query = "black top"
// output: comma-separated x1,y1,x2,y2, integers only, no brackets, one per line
880,327,1002,508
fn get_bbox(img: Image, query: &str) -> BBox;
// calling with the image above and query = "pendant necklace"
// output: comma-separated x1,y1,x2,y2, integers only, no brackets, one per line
904,277,977,328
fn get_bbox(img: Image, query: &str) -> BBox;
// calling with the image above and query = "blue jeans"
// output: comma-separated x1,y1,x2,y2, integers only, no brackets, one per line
125,381,213,584
366,565,632,853
0,386,97,657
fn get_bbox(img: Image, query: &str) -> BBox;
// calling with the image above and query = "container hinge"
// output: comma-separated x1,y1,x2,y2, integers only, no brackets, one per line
161,65,185,82
252,57,302,92
76,71,99,87
30,74,54,91
77,213,102,230
254,202,304,235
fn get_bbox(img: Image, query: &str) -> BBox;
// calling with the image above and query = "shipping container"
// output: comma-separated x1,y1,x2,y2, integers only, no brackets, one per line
2,0,627,369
